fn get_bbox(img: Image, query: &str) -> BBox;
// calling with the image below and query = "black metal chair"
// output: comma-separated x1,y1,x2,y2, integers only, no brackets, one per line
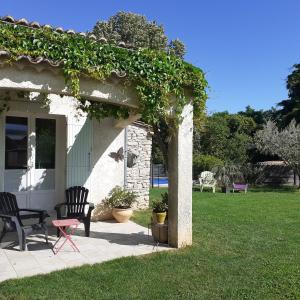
0,192,49,251
54,186,94,237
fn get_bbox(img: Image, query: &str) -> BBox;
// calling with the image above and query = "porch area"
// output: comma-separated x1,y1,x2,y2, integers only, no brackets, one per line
0,16,197,271
0,220,169,282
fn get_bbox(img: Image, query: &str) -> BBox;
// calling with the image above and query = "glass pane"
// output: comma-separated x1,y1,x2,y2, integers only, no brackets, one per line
36,118,56,169
5,116,28,169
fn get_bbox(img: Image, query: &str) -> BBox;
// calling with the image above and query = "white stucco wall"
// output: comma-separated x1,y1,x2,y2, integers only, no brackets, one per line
48,95,126,206
90,118,125,204
0,91,126,210
0,63,144,210
0,63,140,108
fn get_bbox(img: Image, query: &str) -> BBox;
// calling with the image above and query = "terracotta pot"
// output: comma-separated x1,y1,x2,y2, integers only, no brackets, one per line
112,207,133,223
156,212,167,224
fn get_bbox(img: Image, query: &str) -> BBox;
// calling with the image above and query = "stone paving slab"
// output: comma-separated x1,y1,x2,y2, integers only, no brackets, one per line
0,221,170,282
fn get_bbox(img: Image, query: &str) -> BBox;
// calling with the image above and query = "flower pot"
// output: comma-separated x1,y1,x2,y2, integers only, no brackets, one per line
155,212,167,224
112,207,133,223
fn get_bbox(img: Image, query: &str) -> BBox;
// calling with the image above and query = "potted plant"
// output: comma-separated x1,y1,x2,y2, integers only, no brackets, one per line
151,192,169,244
151,192,168,224
105,186,137,223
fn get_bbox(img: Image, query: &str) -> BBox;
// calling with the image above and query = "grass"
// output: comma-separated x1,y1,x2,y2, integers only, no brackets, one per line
131,187,164,227
1,188,300,299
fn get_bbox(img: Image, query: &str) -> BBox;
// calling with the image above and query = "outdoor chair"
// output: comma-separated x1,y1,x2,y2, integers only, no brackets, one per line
54,186,95,237
0,192,48,251
196,171,217,193
233,183,248,193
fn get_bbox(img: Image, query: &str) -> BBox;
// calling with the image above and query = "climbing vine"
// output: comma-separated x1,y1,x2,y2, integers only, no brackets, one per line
0,21,208,127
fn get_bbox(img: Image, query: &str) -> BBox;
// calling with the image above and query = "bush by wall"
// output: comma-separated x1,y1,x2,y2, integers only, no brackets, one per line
193,154,224,179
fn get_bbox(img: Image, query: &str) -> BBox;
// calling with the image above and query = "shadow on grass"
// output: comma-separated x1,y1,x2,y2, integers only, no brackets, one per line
191,186,299,194
249,185,299,193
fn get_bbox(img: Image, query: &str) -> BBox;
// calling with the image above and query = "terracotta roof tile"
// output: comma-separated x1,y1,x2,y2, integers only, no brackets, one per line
0,16,128,77
0,15,128,47
0,49,126,78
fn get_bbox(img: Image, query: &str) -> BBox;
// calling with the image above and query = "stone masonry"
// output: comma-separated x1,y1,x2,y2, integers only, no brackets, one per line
127,121,153,209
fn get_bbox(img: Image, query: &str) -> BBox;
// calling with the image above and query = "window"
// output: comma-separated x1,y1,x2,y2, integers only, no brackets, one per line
35,118,56,169
5,116,28,169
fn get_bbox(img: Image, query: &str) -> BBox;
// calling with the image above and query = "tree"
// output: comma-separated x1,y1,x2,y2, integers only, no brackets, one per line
196,112,256,164
92,11,186,58
237,106,281,162
168,38,186,59
277,64,300,126
255,120,300,187
198,113,230,159
193,154,224,179
238,105,279,129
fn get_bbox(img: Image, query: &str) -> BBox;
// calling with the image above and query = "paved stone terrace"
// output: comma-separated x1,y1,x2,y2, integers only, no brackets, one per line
0,221,170,282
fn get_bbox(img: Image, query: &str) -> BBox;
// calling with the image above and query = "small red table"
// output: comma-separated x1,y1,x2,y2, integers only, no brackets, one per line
52,219,80,254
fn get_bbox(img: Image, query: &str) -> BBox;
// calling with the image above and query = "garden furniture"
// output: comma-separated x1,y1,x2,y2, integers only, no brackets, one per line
195,171,217,193
52,218,80,254
54,186,94,237
233,183,248,193
0,192,48,251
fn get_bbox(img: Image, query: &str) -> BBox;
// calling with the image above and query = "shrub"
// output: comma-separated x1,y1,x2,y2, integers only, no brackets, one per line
151,192,168,213
212,163,243,187
193,154,224,179
104,186,137,209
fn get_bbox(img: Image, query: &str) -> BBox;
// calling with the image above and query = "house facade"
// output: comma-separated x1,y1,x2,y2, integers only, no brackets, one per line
0,90,152,217
0,16,195,248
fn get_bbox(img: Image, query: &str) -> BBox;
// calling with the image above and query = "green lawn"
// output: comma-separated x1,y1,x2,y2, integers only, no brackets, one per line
1,188,300,299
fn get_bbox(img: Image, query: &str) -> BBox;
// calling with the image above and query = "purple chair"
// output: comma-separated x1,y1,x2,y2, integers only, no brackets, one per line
233,183,248,193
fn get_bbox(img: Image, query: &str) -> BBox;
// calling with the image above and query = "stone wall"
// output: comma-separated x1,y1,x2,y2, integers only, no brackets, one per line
126,121,153,209
258,161,299,186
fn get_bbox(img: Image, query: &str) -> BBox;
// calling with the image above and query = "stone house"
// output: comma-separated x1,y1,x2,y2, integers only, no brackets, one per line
126,122,153,209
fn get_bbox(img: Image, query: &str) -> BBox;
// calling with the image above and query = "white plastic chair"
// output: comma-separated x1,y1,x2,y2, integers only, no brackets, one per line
198,171,217,193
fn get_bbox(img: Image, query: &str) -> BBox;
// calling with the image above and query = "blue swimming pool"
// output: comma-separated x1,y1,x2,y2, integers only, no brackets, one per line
151,177,169,185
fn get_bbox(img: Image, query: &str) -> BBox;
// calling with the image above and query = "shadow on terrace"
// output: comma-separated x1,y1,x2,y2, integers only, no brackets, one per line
0,219,170,282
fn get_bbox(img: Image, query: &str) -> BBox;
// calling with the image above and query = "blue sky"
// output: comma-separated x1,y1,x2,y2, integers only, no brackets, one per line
1,0,299,113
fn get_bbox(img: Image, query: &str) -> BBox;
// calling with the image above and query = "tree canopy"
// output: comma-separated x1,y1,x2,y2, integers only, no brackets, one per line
196,112,256,164
238,105,279,129
255,120,300,186
277,64,300,126
92,11,186,58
